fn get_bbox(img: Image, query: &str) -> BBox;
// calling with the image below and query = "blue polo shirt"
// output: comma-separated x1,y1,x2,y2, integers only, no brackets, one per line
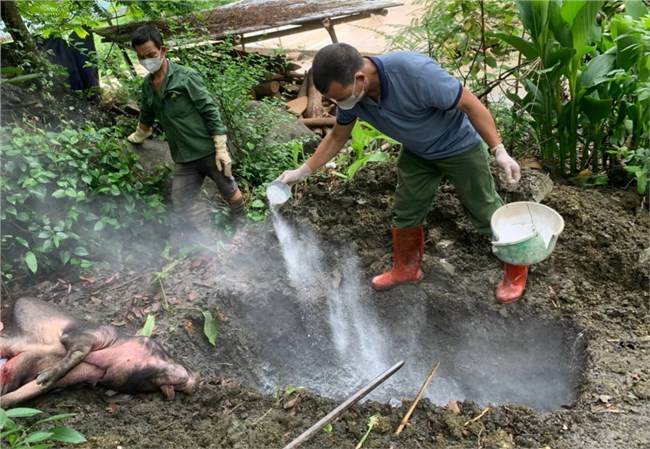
336,52,482,160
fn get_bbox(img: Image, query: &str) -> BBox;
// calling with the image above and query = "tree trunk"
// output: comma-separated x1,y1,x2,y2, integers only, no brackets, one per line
1,1,38,55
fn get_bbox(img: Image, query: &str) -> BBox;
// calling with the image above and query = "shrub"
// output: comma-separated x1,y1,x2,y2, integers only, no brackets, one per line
1,121,169,280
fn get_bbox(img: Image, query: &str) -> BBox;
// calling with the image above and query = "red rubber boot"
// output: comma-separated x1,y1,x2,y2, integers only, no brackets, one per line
371,226,424,290
496,263,529,304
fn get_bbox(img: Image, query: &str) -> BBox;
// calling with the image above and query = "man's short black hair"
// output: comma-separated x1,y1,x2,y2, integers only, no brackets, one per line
132,25,164,49
312,43,364,94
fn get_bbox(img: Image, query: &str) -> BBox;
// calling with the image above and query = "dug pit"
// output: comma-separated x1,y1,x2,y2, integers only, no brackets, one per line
213,213,586,413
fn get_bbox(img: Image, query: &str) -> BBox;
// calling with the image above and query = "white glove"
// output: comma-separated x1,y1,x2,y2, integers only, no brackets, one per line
213,135,232,177
127,124,152,144
491,144,521,183
278,164,312,186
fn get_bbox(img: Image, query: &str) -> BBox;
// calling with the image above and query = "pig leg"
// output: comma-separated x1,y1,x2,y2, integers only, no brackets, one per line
1,350,57,394
0,379,45,408
1,361,105,408
35,325,117,388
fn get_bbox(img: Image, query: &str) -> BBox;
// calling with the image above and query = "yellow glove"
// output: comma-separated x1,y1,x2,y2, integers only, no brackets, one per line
127,124,152,144
213,135,232,178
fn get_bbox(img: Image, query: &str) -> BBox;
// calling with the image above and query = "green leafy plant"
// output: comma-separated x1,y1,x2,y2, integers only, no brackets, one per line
492,0,605,174
491,0,649,180
609,145,650,194
0,407,86,449
275,384,305,407
490,98,539,157
355,413,381,449
386,0,521,93
332,121,397,180
1,121,169,280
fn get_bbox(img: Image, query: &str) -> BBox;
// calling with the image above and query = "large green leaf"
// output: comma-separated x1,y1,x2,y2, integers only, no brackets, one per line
0,409,10,429
560,0,603,60
347,152,391,179
580,95,612,123
543,41,575,70
625,0,650,19
5,408,42,418
202,310,218,347
489,32,539,60
516,0,551,42
579,52,617,90
48,425,87,444
21,430,54,444
137,314,155,337
25,251,38,273
505,92,526,108
616,34,642,70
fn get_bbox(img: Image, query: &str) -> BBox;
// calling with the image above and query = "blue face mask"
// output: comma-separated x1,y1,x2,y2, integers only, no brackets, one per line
337,76,365,110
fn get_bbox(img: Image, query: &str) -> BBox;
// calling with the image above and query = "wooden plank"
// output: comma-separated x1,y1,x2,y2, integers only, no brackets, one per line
286,96,308,115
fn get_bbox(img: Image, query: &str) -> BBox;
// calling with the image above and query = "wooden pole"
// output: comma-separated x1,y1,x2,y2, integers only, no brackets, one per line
282,360,405,449
298,117,336,127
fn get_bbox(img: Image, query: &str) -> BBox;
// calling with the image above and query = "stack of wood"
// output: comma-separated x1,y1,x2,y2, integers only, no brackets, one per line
284,68,336,137
250,53,336,138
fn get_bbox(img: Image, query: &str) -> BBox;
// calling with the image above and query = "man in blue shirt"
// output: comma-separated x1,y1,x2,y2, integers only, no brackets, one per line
279,43,526,304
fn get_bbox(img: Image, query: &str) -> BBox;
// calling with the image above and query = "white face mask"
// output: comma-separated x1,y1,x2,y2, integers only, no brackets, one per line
139,56,163,74
337,76,365,110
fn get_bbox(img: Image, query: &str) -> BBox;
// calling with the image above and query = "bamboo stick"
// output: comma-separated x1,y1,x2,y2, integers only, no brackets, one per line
395,362,440,436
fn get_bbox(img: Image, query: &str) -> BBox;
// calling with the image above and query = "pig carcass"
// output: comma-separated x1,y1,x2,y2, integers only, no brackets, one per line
0,297,197,408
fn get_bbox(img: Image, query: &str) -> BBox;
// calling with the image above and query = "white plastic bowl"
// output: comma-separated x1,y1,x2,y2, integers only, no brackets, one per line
491,202,564,265
266,180,291,205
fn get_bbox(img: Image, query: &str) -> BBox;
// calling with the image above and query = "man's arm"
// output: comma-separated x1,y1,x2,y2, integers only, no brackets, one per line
279,120,356,185
306,121,356,171
186,70,227,136
455,87,501,149
455,87,521,182
128,84,155,144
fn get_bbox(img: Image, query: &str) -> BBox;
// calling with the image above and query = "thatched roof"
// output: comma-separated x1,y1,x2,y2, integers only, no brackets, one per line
94,0,402,47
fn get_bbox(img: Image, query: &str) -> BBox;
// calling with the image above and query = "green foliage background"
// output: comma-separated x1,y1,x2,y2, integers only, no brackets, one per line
1,0,648,282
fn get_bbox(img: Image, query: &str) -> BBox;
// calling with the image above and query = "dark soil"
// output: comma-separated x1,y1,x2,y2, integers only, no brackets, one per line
5,157,649,448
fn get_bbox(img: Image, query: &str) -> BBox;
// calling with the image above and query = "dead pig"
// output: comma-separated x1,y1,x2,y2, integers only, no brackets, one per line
0,297,198,408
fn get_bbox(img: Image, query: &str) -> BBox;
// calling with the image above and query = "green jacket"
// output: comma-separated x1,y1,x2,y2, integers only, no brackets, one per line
138,60,227,163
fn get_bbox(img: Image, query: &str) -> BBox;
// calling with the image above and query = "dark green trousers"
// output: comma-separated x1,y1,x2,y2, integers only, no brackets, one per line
394,143,504,235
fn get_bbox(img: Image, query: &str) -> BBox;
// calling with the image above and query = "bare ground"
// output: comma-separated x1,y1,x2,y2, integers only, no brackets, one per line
5,156,649,449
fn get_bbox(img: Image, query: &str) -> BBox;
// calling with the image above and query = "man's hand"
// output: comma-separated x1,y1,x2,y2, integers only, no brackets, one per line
491,144,521,183
127,124,152,144
213,135,232,177
278,164,312,186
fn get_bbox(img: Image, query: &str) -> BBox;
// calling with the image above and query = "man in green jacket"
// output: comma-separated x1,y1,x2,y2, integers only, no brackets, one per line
127,25,246,237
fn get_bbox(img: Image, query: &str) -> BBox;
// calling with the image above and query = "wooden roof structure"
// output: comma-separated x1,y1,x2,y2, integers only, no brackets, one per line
94,0,403,48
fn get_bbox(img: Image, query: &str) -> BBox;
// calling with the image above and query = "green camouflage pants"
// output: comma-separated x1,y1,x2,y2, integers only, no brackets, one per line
393,143,504,235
